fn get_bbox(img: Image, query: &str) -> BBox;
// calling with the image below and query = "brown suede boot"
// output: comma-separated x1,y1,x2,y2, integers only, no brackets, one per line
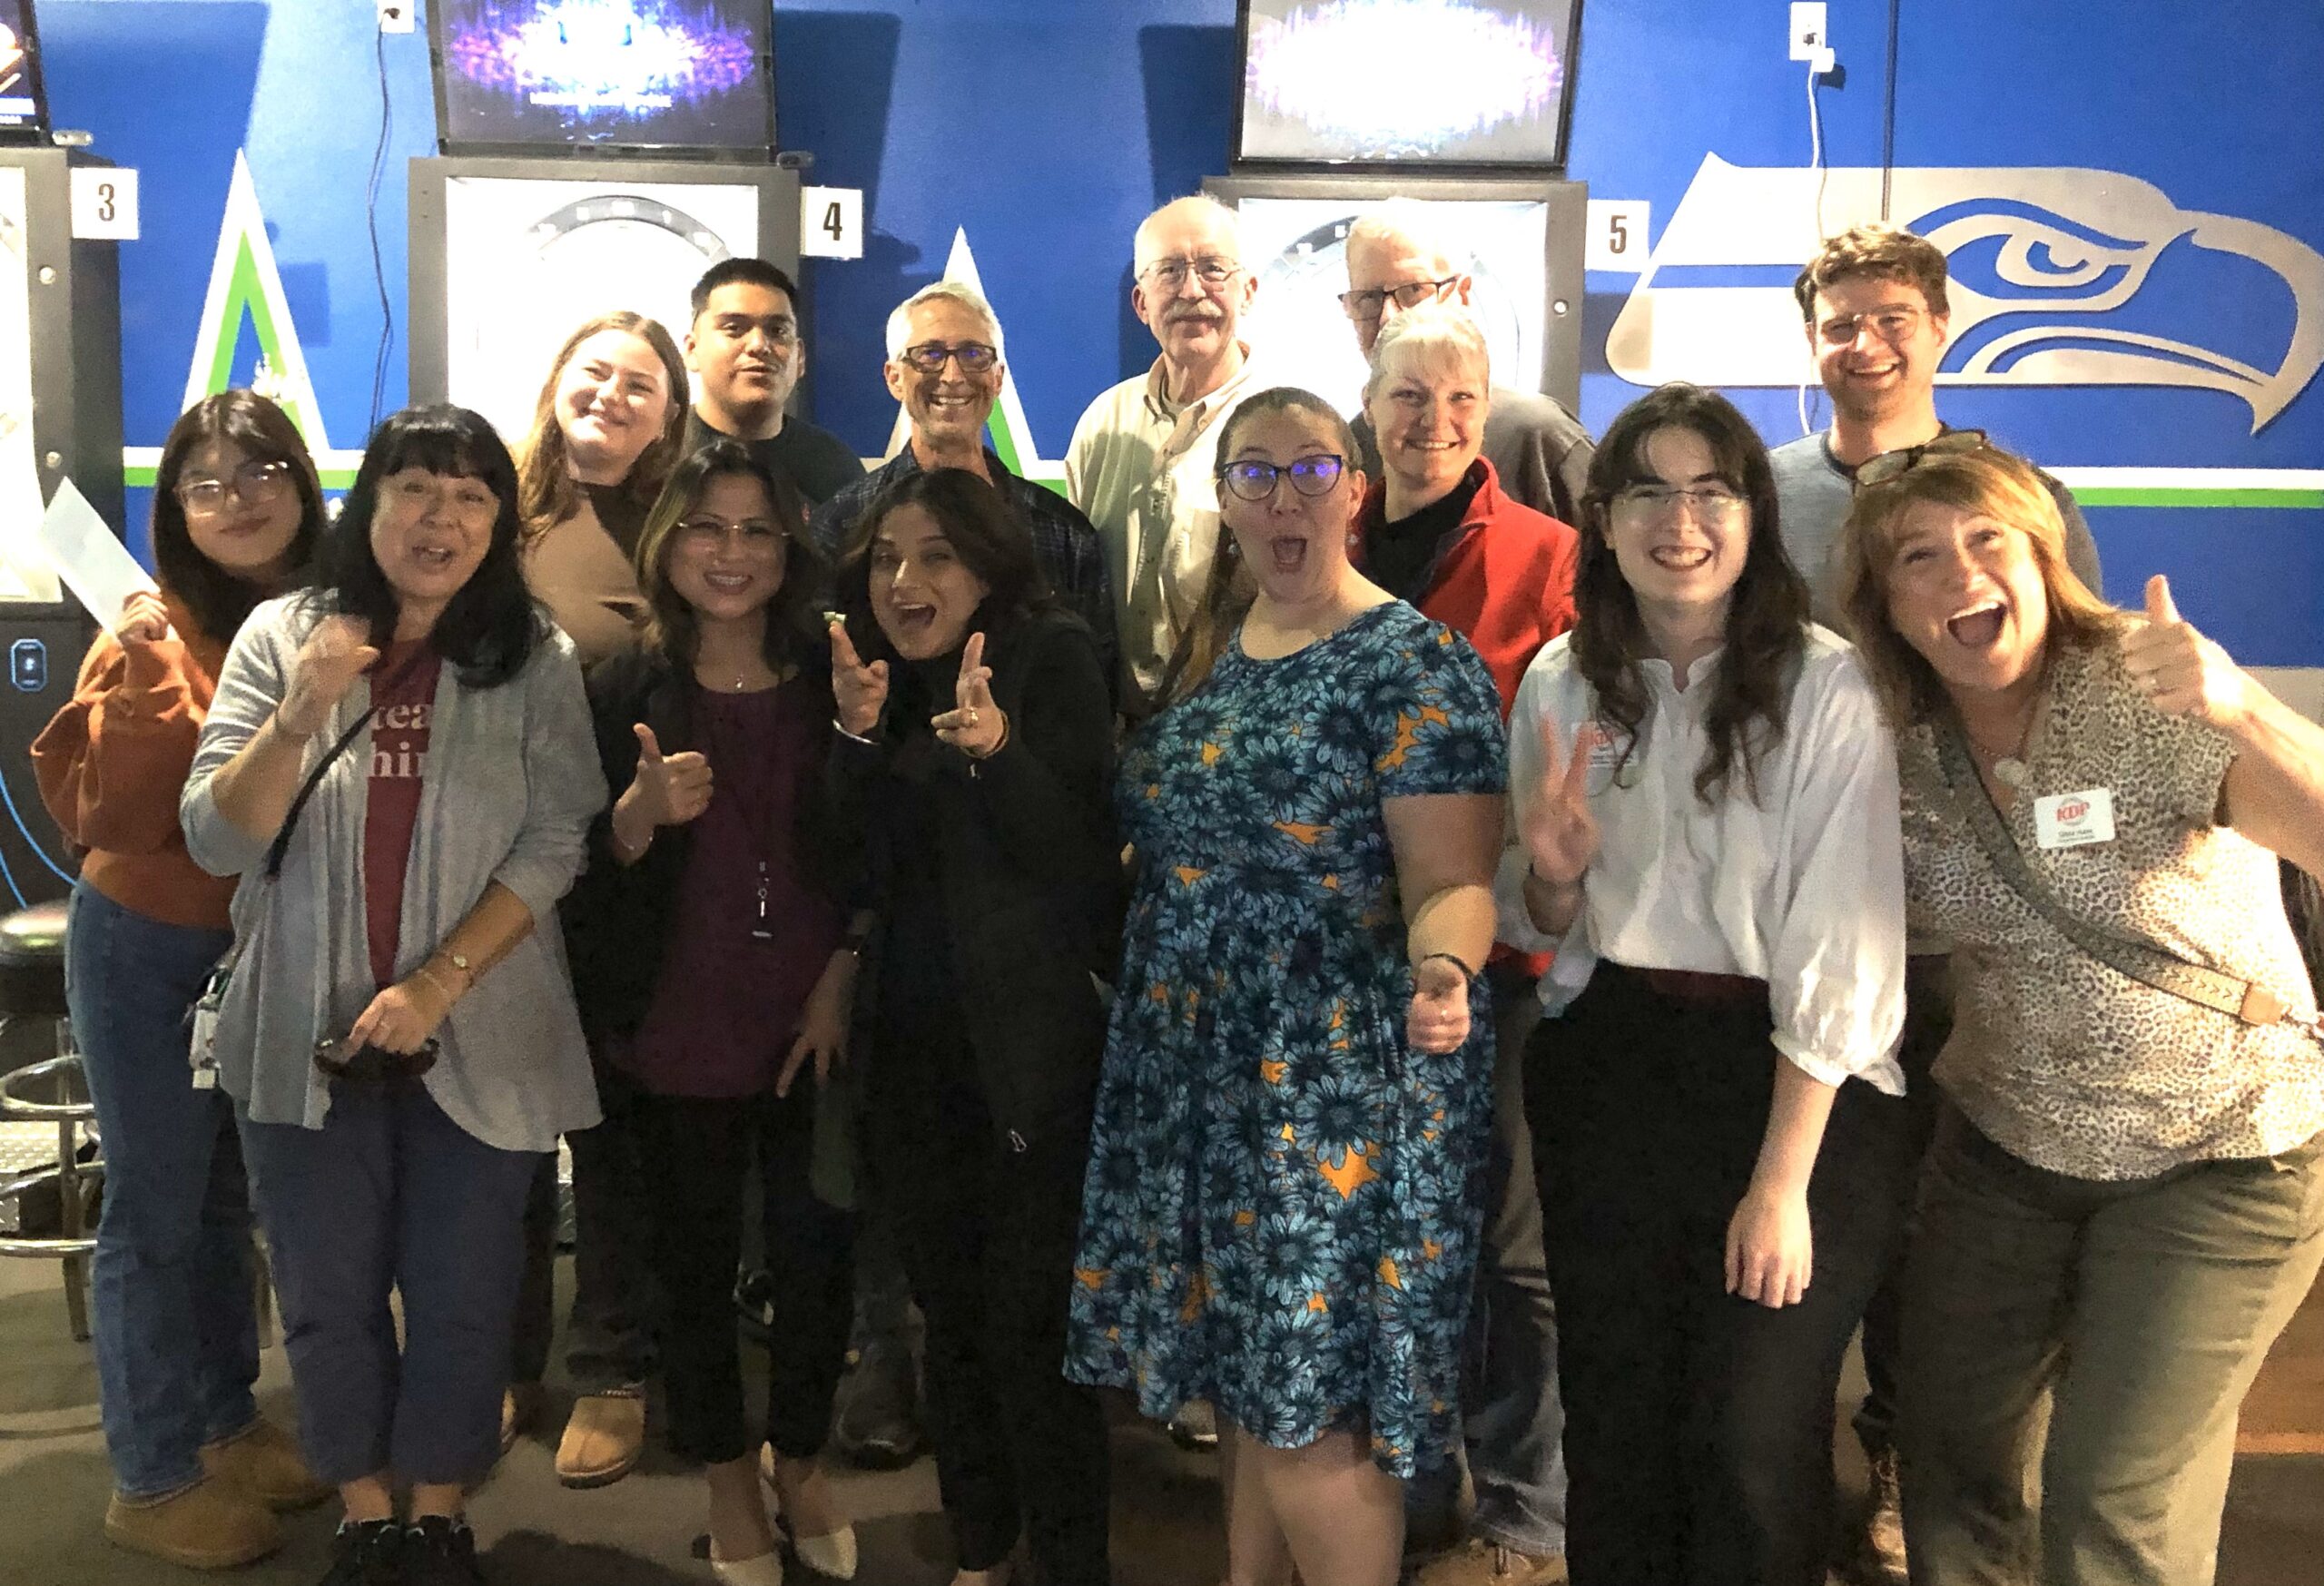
103,1478,283,1569
555,1387,646,1488
202,1417,332,1512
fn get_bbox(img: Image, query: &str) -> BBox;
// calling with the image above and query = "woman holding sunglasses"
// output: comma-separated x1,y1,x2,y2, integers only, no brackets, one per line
180,406,605,1586
34,391,329,1569
1500,384,1915,1586
1068,387,1505,1586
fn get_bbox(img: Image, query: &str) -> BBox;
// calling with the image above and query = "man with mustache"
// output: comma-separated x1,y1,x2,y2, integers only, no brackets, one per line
1774,223,2102,1586
1343,204,1594,532
1067,195,1267,715
684,258,865,507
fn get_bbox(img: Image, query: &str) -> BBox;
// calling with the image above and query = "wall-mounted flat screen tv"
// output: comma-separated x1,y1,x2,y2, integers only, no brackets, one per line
429,0,774,159
1235,0,1581,170
0,0,50,139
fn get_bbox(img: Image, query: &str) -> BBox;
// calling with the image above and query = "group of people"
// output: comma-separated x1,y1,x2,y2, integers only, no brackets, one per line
27,197,2323,1586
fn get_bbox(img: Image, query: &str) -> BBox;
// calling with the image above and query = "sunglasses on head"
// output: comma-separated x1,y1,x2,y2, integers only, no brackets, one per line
1855,429,1991,488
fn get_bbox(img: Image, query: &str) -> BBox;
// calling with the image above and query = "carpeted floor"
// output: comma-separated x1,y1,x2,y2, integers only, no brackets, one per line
0,1253,2316,1585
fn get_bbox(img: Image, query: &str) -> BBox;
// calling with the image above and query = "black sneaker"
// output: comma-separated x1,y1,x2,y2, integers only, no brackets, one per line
318,1519,404,1586
403,1515,486,1586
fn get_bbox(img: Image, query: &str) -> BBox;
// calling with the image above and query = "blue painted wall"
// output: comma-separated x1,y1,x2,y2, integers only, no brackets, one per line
34,0,2324,661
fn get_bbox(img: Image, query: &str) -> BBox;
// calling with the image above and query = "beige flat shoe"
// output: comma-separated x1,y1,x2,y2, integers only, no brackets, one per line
201,1418,330,1512
103,1479,282,1570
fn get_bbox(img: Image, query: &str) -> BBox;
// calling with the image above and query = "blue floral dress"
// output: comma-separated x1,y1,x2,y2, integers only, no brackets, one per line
1065,601,1506,1476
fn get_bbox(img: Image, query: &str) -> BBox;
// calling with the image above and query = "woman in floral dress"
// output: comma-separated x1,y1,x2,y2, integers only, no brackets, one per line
1068,387,1505,1586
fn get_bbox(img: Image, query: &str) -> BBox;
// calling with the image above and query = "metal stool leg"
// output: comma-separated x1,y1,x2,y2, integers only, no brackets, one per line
58,1112,88,1342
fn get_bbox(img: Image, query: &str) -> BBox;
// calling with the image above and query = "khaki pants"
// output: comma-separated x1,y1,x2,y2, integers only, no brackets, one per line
1899,1107,2324,1586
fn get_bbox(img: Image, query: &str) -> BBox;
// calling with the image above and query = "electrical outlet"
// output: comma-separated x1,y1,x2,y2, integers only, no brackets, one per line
378,0,416,33
1789,2,1828,62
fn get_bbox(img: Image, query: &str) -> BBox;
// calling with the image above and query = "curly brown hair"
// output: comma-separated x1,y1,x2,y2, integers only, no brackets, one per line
1572,384,1808,804
1792,222,1951,321
515,311,690,544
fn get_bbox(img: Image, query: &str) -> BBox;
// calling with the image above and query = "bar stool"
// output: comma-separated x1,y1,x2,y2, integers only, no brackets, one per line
0,899,103,1342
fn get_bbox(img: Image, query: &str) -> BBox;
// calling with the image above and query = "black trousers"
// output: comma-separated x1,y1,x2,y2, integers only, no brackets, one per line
510,1068,664,1392
1527,962,1915,1586
870,1022,1109,1583
633,1077,855,1464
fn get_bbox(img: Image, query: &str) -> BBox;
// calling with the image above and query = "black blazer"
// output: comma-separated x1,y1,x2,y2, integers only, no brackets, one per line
832,608,1123,1149
561,644,857,1044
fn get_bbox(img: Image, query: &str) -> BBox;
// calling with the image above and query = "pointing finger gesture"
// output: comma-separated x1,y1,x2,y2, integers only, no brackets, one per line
933,631,1007,759
830,618,889,737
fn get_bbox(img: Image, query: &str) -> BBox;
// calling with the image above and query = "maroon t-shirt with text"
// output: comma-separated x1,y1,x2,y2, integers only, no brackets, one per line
363,643,440,989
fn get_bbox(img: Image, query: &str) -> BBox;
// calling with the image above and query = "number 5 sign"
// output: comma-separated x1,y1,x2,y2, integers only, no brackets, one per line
800,186,864,261
1584,199,1649,273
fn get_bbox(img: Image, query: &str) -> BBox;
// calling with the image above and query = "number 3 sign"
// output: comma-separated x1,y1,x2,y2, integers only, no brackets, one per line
800,186,864,261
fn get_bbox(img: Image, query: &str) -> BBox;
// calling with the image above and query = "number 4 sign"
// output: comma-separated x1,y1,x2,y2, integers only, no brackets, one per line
800,186,864,261
1584,199,1649,273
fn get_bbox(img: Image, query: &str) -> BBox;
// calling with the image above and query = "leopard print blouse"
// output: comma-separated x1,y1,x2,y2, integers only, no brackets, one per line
1898,642,2324,1181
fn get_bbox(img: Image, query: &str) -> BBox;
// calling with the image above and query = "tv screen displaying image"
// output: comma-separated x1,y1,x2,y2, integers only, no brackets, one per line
430,0,773,156
0,0,49,135
1236,0,1580,169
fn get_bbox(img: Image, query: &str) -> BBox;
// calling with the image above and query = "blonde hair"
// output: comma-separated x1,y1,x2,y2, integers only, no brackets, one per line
1363,302,1491,404
516,311,689,544
1837,448,2125,727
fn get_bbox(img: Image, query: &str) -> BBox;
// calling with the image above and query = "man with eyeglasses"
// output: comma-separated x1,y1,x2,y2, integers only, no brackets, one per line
810,281,1117,699
1775,223,2102,1586
684,258,866,507
1342,205,1594,528
1773,223,2100,626
1066,195,1265,713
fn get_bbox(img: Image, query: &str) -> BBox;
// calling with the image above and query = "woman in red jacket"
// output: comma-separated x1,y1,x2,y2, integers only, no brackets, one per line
32,390,328,1568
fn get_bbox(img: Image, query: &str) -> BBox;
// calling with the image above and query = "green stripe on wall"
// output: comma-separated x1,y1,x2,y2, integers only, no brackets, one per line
124,464,359,489
2067,488,2324,509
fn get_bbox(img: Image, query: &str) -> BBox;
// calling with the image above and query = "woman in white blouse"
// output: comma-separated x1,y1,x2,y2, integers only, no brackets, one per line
1499,383,1914,1586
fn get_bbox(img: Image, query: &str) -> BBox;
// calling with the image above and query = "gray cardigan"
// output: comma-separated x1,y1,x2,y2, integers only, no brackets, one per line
181,594,606,1152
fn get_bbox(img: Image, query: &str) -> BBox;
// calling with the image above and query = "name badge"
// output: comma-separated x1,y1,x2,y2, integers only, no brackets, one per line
1578,720,1625,772
2034,787,2116,849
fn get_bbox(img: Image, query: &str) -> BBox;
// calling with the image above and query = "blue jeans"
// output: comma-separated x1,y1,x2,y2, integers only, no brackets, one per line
1410,980,1569,1557
64,882,260,1500
238,1078,543,1486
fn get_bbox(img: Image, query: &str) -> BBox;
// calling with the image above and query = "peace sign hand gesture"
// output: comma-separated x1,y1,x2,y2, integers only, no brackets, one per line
932,631,1007,759
830,619,890,738
1521,720,1601,891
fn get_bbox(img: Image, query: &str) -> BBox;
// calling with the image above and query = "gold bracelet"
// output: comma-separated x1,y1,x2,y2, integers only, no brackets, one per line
414,964,461,1004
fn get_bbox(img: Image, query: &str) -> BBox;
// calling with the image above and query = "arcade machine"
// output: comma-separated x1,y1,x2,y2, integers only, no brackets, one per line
1205,0,1589,419
408,0,802,441
0,0,123,906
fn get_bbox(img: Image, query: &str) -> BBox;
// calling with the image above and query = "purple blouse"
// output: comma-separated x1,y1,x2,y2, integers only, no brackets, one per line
615,679,846,1098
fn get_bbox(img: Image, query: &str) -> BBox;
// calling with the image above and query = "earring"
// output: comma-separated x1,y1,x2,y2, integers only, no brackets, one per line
1225,537,1241,557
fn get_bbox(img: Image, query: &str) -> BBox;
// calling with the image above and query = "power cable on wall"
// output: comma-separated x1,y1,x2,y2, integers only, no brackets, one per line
365,25,396,434
1798,55,1831,438
1882,0,1901,221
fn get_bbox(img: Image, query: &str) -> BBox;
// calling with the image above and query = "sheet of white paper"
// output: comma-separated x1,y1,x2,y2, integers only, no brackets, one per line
36,478,155,622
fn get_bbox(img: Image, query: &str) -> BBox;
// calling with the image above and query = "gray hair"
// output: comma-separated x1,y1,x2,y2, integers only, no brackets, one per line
883,280,1007,363
1345,201,1462,277
1364,303,1492,402
1133,194,1246,271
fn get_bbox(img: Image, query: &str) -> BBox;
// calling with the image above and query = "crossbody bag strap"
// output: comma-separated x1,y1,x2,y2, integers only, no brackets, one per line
262,705,378,882
1933,711,2317,1038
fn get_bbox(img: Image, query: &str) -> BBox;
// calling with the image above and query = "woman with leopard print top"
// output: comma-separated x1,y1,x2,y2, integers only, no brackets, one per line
1839,444,2324,1586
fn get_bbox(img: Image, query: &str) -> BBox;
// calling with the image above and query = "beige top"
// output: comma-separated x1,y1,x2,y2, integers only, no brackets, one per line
522,497,648,668
1065,350,1266,703
1899,641,2324,1180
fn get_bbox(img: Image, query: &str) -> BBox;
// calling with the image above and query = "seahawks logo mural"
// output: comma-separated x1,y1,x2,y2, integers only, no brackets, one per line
1608,154,2324,434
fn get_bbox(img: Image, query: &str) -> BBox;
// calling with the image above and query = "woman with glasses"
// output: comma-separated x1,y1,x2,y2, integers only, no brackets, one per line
504,308,686,1487
1499,384,1914,1585
1835,448,2324,1586
562,440,861,1583
825,467,1119,1586
180,406,605,1586
1068,387,1506,1586
34,391,329,1569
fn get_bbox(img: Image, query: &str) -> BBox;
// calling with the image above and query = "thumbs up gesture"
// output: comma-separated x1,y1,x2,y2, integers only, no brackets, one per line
830,618,890,737
932,632,1007,759
625,723,714,828
2121,574,2250,732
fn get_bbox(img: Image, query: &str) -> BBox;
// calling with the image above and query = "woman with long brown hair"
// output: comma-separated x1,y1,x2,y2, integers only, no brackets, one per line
1500,383,1915,1585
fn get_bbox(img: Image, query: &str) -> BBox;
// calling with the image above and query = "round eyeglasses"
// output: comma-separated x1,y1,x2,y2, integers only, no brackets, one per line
175,460,294,517
1219,455,1346,502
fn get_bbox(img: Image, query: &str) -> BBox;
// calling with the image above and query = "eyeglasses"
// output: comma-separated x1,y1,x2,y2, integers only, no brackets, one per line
1138,256,1243,291
1815,302,1927,347
1337,277,1460,323
897,340,1000,374
677,515,784,549
1609,484,1750,521
175,460,294,517
1219,454,1347,502
1855,429,1990,488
